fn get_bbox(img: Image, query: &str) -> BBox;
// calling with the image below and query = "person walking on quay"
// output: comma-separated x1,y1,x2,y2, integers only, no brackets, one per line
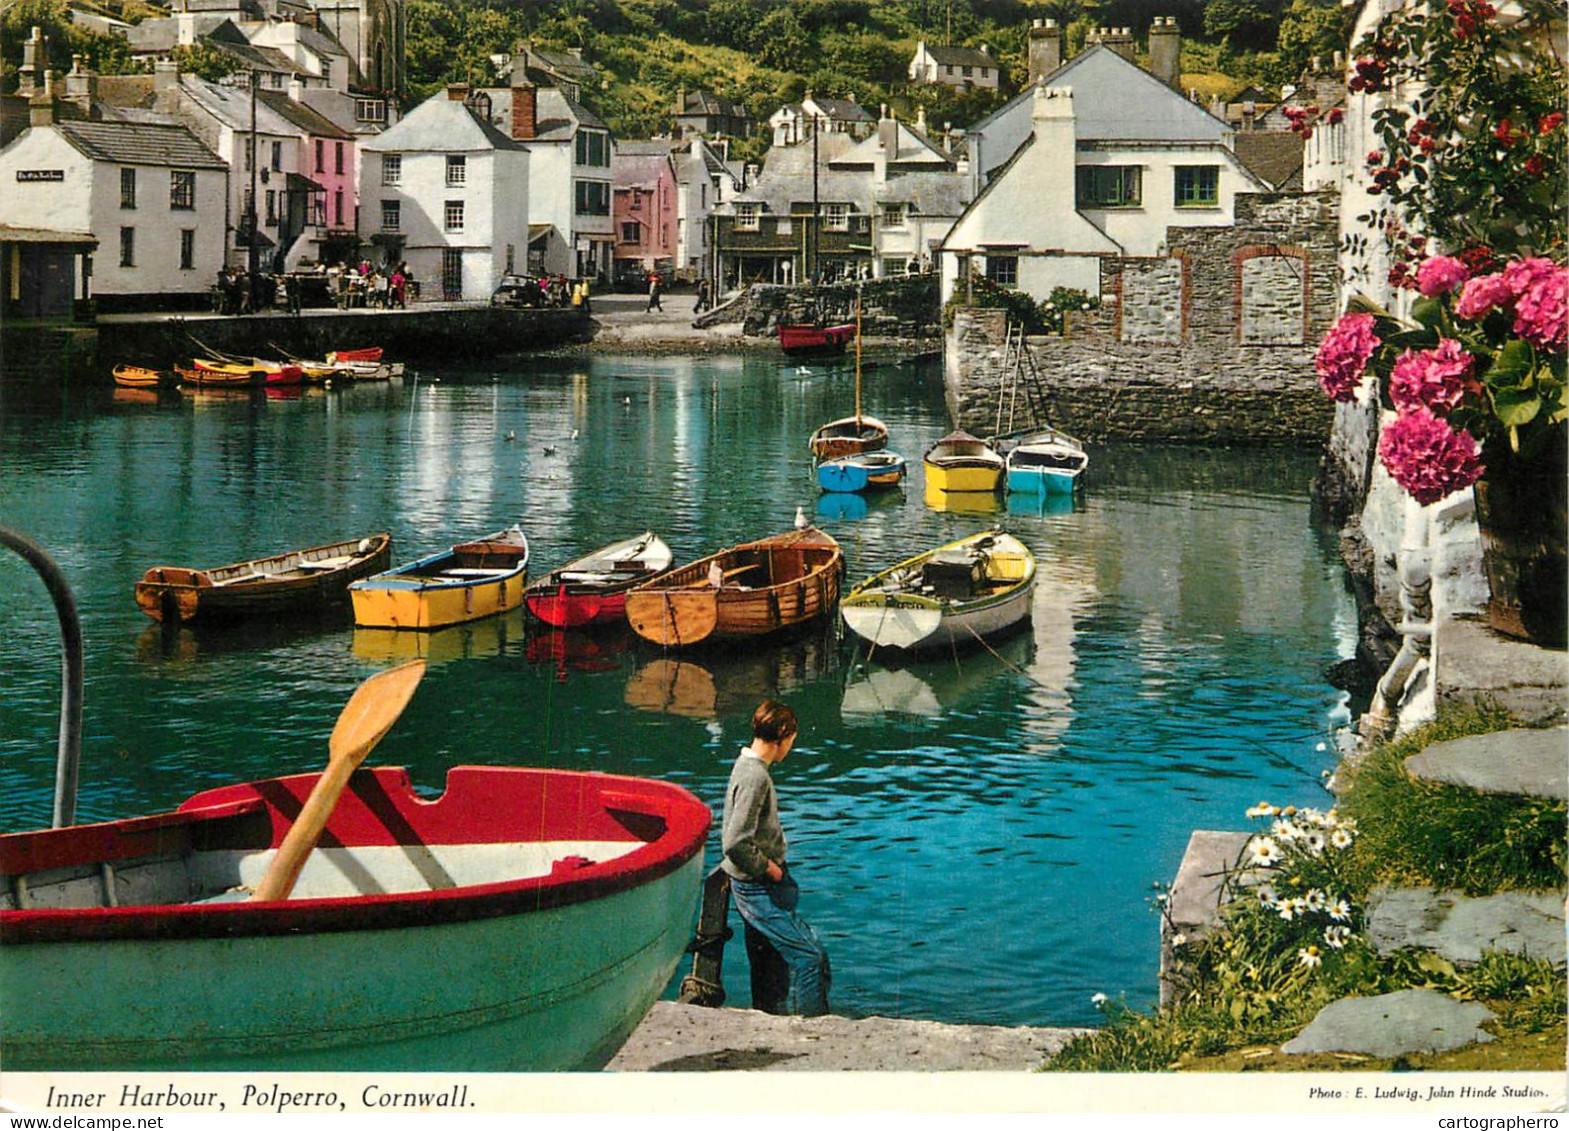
721,699,831,1017
391,265,407,309
646,271,663,313
694,277,711,314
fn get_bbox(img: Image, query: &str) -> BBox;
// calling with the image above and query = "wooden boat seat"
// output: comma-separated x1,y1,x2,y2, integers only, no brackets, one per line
212,572,264,586
298,555,355,572
556,570,615,584
442,567,518,578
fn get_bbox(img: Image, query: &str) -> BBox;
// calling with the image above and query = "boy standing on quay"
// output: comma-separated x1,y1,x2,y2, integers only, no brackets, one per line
721,700,831,1016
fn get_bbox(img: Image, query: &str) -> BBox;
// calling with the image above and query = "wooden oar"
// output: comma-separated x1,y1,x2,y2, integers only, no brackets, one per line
251,659,427,902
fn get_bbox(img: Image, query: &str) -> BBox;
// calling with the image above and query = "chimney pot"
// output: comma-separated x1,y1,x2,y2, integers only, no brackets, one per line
510,82,537,140
446,82,470,101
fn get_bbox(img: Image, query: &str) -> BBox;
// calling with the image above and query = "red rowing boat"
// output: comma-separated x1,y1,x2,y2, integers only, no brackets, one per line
524,532,674,628
777,322,856,358
330,347,383,363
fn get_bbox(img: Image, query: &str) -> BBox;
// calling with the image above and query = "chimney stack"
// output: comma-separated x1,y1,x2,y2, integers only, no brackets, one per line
1091,27,1137,61
1148,17,1181,89
64,53,98,113
446,82,470,102
20,26,49,95
29,72,58,127
878,108,898,160
510,82,537,140
154,57,180,94
1028,19,1063,85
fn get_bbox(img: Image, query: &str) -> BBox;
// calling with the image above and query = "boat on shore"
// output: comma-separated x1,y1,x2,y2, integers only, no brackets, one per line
525,532,674,629
133,534,392,625
840,529,1035,654
923,430,1004,493
623,526,842,648
993,427,1088,495
816,450,907,493
777,322,856,358
350,526,529,630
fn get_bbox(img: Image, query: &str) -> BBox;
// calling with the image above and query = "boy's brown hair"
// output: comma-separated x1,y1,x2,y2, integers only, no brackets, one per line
751,699,798,743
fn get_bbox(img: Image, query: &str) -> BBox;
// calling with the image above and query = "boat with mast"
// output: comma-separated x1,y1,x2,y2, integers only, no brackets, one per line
808,293,890,461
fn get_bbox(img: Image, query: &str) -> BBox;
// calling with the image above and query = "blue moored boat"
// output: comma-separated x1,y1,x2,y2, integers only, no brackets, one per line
815,450,907,493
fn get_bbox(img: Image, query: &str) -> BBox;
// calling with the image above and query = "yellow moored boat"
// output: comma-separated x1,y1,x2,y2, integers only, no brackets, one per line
350,526,529,630
923,430,1004,493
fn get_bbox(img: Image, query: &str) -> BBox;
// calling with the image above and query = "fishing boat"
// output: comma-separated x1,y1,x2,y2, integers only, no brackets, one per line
350,526,529,630
840,529,1035,654
808,296,889,460
623,526,842,648
175,364,261,388
111,364,171,389
777,322,856,358
995,427,1089,495
133,534,392,625
3,528,710,1072
815,450,907,493
192,358,304,387
524,531,674,629
923,430,1004,493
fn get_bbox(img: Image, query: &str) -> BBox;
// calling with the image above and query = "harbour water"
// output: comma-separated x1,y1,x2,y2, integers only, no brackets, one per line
0,353,1355,1029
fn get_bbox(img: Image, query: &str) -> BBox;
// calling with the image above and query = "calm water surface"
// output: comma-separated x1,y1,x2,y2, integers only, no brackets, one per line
0,353,1355,1028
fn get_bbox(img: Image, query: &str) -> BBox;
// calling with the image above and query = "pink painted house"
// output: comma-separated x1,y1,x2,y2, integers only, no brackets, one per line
261,91,359,268
612,143,678,278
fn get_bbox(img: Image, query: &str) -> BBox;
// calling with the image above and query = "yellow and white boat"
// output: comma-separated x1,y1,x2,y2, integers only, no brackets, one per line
922,430,1004,493
350,526,529,630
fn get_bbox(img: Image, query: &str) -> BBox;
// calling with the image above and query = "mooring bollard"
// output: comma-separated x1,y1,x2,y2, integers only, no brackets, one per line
677,866,790,1010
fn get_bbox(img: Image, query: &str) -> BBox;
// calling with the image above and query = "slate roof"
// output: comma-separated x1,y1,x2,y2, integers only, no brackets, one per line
679,91,752,120
178,75,300,137
1042,46,1229,142
257,90,353,140
830,121,953,169
529,46,598,82
872,170,970,215
806,96,873,123
1234,130,1306,190
614,151,674,190
922,44,996,69
732,134,869,212
360,95,523,152
55,119,227,169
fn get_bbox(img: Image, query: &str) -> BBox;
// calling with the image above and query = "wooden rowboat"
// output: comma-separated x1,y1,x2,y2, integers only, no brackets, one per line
816,450,907,493
351,526,529,630
923,430,1004,493
329,346,383,363
777,322,856,358
193,358,304,386
111,364,171,388
0,763,708,1071
4,527,709,1072
994,427,1088,495
808,298,888,460
624,526,842,648
134,534,392,625
840,529,1035,654
524,531,674,629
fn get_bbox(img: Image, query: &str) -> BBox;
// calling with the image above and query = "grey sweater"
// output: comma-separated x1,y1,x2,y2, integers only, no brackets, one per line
720,750,787,881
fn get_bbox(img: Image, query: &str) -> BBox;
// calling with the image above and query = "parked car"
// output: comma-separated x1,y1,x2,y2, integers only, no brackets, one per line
613,265,649,293
491,274,542,307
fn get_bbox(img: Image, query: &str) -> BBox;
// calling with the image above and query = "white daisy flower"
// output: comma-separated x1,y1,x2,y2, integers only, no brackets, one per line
1304,889,1327,912
1324,925,1351,950
1171,933,1188,947
1297,946,1323,968
1246,801,1278,818
1330,828,1354,849
1277,901,1297,921
1091,992,1108,1005
1272,818,1300,841
1304,831,1326,857
1328,898,1352,922
1247,837,1283,866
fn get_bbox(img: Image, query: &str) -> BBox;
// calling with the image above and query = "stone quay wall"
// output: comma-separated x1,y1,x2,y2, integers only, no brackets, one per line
944,191,1340,447
696,276,942,341
87,306,590,375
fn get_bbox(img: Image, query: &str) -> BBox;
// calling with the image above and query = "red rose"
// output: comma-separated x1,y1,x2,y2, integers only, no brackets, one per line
1525,155,1545,176
1539,112,1565,135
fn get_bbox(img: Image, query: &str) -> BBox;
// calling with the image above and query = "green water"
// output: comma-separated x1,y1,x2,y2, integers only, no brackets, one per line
0,353,1354,1027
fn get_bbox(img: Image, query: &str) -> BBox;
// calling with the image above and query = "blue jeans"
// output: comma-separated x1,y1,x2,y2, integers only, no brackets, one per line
729,867,831,1017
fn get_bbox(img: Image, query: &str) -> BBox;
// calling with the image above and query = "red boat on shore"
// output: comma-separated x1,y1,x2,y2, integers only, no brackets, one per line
777,322,856,358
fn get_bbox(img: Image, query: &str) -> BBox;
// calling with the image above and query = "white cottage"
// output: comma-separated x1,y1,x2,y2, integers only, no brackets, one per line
358,92,529,301
0,100,228,311
940,44,1269,305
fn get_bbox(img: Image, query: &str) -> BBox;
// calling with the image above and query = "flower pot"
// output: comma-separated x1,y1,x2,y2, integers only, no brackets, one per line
1473,433,1568,648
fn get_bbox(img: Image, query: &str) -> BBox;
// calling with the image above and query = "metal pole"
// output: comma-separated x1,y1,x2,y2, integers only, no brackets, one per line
811,114,819,284
248,71,259,284
0,526,83,828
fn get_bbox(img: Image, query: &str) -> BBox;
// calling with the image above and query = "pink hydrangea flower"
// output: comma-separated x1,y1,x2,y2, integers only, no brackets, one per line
1455,272,1514,320
1415,255,1470,297
1506,259,1568,351
1388,339,1478,414
1315,312,1380,402
1378,408,1485,505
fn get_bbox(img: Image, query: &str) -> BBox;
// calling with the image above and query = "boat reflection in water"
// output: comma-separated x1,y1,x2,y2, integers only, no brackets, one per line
840,629,1034,722
136,611,348,665
815,487,904,524
525,624,634,678
1007,489,1078,518
624,630,837,719
923,482,1001,514
352,607,526,665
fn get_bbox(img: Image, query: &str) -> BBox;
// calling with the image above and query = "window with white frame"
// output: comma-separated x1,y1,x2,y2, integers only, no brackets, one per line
823,203,849,230
169,170,195,210
882,203,906,229
735,203,760,231
381,154,401,185
444,200,464,231
446,156,466,186
120,167,136,209
356,99,387,123
381,199,400,231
